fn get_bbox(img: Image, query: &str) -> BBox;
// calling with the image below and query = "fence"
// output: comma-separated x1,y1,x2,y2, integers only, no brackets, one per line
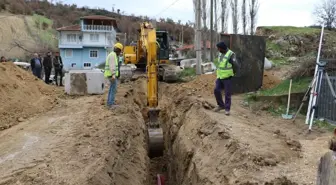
317,59,336,124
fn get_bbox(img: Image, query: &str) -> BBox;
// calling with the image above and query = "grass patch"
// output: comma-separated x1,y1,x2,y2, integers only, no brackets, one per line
27,14,57,49
260,77,311,96
266,40,282,52
315,119,336,132
262,26,320,35
270,58,289,67
33,14,53,26
179,67,196,78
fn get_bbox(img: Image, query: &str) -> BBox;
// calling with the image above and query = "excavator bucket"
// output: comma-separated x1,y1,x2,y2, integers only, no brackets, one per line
148,108,164,158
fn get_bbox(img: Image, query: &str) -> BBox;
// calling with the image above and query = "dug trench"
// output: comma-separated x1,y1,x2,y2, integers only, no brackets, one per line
149,79,331,185
0,74,331,185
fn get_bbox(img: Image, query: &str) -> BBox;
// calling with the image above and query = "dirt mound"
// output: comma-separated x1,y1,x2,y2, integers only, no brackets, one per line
0,63,59,130
158,81,329,184
180,74,217,96
0,82,150,185
177,71,280,97
262,71,281,89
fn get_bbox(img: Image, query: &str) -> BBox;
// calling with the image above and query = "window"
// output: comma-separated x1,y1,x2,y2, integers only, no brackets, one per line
83,63,91,68
65,49,73,58
67,34,76,42
90,50,98,58
90,34,99,42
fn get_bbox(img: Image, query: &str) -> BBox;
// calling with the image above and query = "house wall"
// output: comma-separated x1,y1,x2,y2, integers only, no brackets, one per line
82,32,113,47
59,31,116,48
58,31,83,48
60,47,108,71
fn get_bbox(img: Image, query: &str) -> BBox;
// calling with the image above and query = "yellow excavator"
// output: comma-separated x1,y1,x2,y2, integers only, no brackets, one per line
123,22,182,82
126,22,167,158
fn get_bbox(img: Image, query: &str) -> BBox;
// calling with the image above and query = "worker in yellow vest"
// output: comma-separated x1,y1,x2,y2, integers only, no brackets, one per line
104,43,123,108
213,42,238,115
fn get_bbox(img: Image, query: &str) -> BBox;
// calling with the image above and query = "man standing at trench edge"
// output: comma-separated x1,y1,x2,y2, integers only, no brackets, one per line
104,43,123,109
213,41,239,115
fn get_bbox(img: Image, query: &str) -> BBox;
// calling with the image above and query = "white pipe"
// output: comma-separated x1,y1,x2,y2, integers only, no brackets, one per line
157,174,162,185
305,25,324,124
309,70,324,131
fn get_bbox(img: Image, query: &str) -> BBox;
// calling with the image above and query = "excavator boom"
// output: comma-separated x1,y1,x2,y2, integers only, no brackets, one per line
138,22,163,158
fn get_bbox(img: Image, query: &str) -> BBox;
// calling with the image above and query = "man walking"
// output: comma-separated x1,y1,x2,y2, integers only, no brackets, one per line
213,42,239,115
53,51,63,86
43,52,53,84
30,53,42,79
104,43,123,108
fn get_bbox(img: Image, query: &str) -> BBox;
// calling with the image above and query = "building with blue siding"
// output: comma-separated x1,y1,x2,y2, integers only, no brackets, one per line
56,15,118,71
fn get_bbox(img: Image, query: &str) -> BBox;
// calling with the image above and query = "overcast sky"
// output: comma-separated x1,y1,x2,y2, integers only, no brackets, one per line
63,0,319,33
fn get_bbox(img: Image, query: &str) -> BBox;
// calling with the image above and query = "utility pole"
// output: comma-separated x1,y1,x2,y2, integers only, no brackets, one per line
181,25,184,45
195,0,202,75
210,0,214,62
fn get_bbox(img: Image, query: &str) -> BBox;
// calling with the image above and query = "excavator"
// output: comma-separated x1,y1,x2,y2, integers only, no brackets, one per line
125,22,169,158
123,23,182,82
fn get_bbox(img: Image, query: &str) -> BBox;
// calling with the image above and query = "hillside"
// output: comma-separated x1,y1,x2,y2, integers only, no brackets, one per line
0,0,195,44
0,12,57,60
256,26,336,79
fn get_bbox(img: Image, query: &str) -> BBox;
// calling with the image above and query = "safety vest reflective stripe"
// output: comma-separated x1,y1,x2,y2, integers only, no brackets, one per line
218,67,232,70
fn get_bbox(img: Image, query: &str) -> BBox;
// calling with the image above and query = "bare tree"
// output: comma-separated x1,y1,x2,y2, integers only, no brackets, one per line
202,0,207,60
314,0,336,30
249,0,259,35
241,0,248,35
221,0,229,33
214,0,218,34
230,0,239,34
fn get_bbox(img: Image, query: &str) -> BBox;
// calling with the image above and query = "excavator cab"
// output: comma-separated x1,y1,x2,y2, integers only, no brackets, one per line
156,31,169,64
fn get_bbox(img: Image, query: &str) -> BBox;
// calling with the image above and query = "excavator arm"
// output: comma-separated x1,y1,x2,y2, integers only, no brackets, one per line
139,22,163,158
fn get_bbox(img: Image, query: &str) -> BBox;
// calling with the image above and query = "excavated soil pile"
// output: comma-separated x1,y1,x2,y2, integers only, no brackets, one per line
180,71,280,97
262,71,281,89
0,63,59,130
0,79,150,185
157,81,329,185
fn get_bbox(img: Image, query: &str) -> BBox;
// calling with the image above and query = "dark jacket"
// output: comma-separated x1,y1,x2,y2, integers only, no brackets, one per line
53,56,63,70
30,57,42,70
43,56,53,68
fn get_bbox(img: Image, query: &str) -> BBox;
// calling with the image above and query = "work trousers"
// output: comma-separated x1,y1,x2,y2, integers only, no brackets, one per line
44,67,51,84
32,67,42,79
214,77,232,111
107,78,118,107
54,68,63,86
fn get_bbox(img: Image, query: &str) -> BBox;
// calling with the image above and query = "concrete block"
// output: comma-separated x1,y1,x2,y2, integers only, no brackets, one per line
180,58,197,68
191,62,215,74
65,70,105,95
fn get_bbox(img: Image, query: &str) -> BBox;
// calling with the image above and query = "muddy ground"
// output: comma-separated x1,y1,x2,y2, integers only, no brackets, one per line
0,64,333,185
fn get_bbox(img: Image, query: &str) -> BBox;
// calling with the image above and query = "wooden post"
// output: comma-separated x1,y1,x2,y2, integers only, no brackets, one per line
316,129,336,185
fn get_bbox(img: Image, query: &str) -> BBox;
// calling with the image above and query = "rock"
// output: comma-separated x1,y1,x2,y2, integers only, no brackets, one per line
268,34,276,40
274,38,288,47
286,138,302,151
17,117,25,122
288,57,298,62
